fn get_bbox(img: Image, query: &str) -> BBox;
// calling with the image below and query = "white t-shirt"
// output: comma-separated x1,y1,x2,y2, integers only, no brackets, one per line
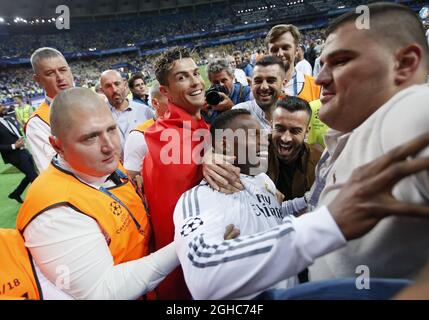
174,173,346,300
234,68,249,86
123,130,148,172
295,59,313,77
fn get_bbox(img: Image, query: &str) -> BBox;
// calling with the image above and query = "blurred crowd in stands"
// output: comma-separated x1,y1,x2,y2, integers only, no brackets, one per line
0,28,325,105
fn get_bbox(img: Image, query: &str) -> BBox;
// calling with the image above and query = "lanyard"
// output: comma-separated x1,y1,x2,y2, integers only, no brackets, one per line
100,169,146,234
52,157,146,235
293,73,298,96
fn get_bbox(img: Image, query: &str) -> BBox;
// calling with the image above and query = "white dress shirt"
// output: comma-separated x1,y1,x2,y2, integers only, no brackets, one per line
24,156,179,300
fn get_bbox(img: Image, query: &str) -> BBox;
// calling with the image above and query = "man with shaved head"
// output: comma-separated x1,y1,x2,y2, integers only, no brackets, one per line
306,2,429,282
100,70,154,151
16,88,179,299
26,47,74,171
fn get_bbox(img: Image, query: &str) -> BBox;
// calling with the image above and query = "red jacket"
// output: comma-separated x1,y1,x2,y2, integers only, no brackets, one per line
143,103,209,299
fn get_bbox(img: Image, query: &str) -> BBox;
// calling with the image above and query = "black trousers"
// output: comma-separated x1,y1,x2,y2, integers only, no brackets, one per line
8,150,38,197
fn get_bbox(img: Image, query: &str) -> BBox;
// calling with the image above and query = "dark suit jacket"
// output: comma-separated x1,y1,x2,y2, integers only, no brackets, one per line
0,117,26,164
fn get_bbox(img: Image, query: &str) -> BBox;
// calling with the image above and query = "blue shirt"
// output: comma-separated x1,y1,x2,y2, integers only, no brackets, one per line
109,100,155,150
203,83,251,124
241,63,254,78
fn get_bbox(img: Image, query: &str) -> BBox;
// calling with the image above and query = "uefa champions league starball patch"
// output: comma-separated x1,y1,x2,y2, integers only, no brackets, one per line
180,217,204,237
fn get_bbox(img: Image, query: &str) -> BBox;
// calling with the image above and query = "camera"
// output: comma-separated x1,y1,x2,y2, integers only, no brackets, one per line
205,84,229,106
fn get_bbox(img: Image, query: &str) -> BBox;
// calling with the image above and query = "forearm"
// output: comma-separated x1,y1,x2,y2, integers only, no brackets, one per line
25,209,178,300
85,242,179,300
177,206,345,300
0,143,13,151
281,196,308,216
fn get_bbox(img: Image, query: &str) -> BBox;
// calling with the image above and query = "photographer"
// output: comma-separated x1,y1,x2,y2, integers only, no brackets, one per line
203,58,251,123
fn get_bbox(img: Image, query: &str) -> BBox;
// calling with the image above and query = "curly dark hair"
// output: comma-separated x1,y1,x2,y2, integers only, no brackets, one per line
155,47,192,86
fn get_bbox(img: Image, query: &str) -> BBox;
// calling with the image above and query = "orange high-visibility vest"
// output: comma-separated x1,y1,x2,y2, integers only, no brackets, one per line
17,163,151,265
0,229,41,300
297,74,321,103
24,101,50,133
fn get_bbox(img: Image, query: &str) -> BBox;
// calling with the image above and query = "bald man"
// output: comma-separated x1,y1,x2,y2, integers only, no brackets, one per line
16,88,178,299
100,70,154,151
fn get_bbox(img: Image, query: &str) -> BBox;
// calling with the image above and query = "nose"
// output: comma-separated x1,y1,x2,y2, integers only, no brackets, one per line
260,80,269,90
55,70,65,82
315,63,331,87
281,130,293,143
100,132,115,153
275,49,284,58
190,74,200,87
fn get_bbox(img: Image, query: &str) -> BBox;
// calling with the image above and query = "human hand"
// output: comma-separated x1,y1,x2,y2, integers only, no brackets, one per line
212,93,234,112
223,224,241,240
15,138,25,149
202,147,244,194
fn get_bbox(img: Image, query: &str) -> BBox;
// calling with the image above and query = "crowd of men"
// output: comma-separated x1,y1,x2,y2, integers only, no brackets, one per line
1,2,429,300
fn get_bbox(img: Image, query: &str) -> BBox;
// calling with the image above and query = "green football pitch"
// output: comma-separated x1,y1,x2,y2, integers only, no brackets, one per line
0,157,22,228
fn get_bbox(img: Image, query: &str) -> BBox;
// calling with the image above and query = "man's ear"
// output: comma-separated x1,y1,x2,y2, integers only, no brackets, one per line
33,74,40,86
49,135,64,157
159,85,169,98
394,44,422,86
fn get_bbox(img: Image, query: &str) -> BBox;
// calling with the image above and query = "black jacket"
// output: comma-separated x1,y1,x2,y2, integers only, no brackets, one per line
0,117,24,164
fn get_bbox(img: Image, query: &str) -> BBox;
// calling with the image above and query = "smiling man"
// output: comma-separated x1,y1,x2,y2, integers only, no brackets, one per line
265,24,320,103
233,55,286,130
307,2,429,281
271,96,322,201
142,47,210,299
26,47,74,171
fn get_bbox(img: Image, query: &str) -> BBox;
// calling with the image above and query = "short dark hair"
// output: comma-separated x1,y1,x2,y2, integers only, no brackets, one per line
275,96,312,124
128,72,145,89
255,55,285,72
326,2,429,59
155,47,192,86
210,109,251,144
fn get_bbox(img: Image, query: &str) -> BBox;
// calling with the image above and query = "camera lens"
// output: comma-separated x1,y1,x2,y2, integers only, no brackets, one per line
206,91,222,105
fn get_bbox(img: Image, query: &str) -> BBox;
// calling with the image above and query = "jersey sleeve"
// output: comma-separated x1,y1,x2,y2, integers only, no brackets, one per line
174,185,346,300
